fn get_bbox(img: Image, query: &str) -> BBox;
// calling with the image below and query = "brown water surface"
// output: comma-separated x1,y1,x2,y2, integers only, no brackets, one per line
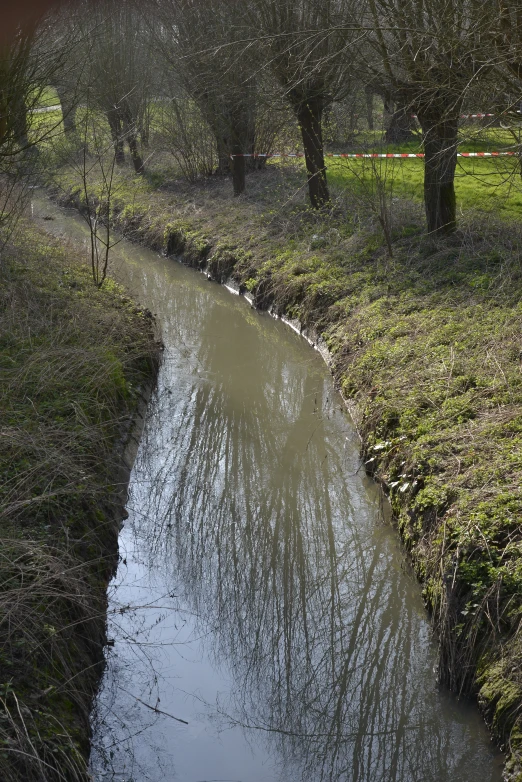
32,195,503,782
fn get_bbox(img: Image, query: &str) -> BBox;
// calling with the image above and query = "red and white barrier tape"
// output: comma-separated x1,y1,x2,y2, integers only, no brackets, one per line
410,113,496,119
324,151,517,158
230,151,517,159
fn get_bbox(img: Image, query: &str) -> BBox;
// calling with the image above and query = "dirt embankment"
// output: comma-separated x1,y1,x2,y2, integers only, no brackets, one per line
51,163,522,780
0,221,161,781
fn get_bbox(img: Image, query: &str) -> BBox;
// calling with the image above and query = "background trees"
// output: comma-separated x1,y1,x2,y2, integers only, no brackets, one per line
152,0,265,195
75,0,156,173
4,0,522,239
0,11,72,244
489,1,522,124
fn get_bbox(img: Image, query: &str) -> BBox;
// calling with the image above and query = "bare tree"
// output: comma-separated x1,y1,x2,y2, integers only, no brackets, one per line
488,1,522,131
151,0,265,195
155,93,218,181
0,13,72,247
366,0,493,234
492,1,522,79
250,0,363,208
76,105,122,288
75,0,156,174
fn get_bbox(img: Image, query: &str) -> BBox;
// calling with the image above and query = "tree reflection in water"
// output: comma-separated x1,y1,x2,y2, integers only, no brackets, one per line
94,270,500,782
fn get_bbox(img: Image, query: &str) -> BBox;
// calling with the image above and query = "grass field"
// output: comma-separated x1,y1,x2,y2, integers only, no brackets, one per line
324,124,522,220
327,155,522,220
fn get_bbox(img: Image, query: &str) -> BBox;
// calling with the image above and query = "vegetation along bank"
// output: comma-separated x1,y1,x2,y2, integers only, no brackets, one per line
51,158,522,780
4,0,522,777
0,221,160,781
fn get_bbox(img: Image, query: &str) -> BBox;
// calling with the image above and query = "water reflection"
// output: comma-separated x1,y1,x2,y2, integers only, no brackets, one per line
94,260,500,782
29,196,500,781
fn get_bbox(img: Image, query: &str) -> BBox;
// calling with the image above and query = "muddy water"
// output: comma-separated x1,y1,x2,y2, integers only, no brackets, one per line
32,195,503,782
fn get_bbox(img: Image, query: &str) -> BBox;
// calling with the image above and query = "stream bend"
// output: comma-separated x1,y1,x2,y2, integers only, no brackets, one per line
32,196,502,782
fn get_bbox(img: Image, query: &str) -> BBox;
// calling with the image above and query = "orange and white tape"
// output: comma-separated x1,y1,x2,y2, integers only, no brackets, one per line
230,151,517,159
411,113,497,119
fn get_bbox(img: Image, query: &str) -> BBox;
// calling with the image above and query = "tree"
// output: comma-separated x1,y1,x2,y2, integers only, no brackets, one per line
363,78,418,143
489,2,522,119
250,0,363,208
76,0,155,174
0,12,72,246
493,1,522,78
152,0,264,196
76,105,122,287
366,0,493,234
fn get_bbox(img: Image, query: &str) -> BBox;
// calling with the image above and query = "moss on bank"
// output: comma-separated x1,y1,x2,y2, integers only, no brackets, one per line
52,162,522,780
0,221,160,781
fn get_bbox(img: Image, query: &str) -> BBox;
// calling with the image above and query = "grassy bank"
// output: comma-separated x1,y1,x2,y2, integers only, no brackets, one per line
0,221,160,781
50,158,522,779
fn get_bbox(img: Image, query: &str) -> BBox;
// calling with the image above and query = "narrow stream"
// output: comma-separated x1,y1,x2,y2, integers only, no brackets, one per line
32,195,503,782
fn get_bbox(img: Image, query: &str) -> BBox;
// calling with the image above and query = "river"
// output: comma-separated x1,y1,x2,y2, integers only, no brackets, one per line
32,194,503,782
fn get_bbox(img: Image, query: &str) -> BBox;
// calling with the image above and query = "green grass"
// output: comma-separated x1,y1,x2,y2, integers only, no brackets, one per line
323,124,522,220
32,85,59,109
27,106,65,143
326,154,522,220
329,125,518,153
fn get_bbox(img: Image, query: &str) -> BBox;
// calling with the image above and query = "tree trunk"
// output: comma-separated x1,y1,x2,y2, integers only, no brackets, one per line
231,143,245,195
365,88,374,131
295,99,329,209
245,123,264,171
417,108,460,234
106,109,125,165
125,123,144,174
214,133,230,175
12,97,29,148
55,84,76,134
230,103,254,193
385,106,416,143
139,111,150,147
119,103,144,174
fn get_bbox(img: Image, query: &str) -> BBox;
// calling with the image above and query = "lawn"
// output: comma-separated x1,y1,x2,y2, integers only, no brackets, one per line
326,153,522,220
323,123,522,220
